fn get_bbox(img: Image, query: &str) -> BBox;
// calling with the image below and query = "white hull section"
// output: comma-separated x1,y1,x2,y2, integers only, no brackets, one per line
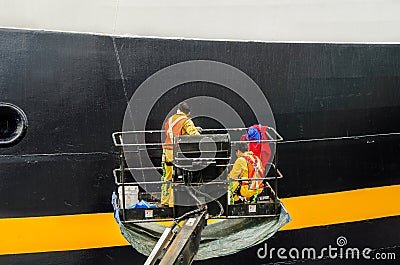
1,0,400,42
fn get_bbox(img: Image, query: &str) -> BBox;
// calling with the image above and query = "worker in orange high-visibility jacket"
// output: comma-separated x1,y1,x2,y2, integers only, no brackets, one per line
161,102,200,206
228,142,264,204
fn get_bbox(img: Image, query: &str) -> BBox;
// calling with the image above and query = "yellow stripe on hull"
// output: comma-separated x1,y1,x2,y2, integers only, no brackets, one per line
1,184,399,255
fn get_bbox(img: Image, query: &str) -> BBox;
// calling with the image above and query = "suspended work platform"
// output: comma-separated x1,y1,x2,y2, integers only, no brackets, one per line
111,127,289,264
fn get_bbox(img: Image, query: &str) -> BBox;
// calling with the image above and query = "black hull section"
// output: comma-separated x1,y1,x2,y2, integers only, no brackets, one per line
0,28,399,264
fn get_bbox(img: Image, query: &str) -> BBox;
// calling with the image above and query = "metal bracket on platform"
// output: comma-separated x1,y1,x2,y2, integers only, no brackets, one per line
144,211,207,265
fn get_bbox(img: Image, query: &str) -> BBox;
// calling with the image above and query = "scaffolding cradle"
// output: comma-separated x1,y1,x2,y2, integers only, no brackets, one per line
112,127,284,264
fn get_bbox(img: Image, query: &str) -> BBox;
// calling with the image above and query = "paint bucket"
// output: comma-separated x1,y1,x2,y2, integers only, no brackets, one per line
118,186,139,208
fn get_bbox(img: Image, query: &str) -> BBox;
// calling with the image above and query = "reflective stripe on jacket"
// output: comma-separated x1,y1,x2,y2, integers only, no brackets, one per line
242,154,265,190
163,113,199,149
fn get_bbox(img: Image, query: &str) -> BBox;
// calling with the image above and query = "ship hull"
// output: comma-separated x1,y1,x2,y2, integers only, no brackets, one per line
0,28,399,264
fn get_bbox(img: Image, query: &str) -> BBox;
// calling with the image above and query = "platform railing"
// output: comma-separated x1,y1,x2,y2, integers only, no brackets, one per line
112,127,284,222
112,127,283,147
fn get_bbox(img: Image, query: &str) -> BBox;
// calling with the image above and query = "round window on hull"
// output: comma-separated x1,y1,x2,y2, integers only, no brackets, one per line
0,103,28,147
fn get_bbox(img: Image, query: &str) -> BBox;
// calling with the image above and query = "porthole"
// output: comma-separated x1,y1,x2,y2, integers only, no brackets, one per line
0,103,28,147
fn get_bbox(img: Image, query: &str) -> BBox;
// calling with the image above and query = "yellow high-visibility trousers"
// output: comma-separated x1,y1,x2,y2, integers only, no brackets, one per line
161,149,174,207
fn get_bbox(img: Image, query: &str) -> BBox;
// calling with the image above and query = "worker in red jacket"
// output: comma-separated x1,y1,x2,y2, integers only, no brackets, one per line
240,124,272,169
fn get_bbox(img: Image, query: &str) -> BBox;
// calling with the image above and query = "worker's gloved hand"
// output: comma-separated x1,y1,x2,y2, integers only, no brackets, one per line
196,127,203,133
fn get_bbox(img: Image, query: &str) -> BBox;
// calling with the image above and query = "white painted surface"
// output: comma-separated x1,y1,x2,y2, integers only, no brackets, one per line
1,0,400,42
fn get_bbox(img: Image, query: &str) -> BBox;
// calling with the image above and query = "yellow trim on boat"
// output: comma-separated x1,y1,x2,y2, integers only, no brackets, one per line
280,184,400,230
1,184,399,255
